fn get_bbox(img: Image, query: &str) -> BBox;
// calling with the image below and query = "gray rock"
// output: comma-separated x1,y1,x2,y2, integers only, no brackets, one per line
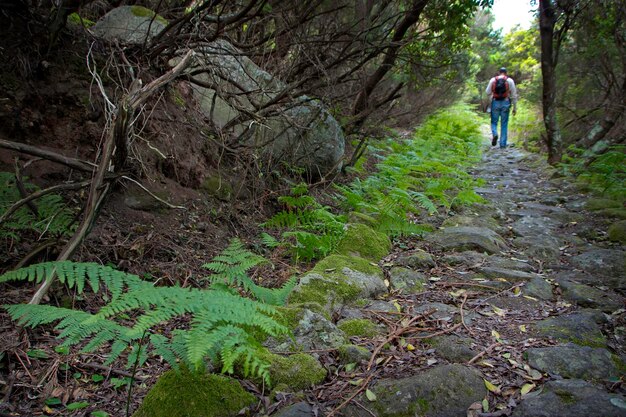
478,267,539,282
430,335,477,363
441,215,504,234
338,344,371,364
511,379,626,417
511,216,560,237
535,311,607,347
123,185,168,211
341,267,388,299
415,302,477,324
276,310,346,351
512,235,562,264
440,251,486,267
394,250,436,269
524,277,554,301
525,344,620,380
388,267,427,292
570,249,626,289
363,300,397,313
272,402,323,417
426,226,507,254
92,6,167,44
345,364,487,417
182,41,345,176
485,256,534,272
556,277,623,312
339,307,364,320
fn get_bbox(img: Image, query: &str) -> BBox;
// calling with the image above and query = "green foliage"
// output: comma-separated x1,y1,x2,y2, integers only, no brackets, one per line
2,261,288,385
263,183,346,261
0,172,76,240
336,105,485,236
508,99,544,151
560,145,626,200
203,238,295,305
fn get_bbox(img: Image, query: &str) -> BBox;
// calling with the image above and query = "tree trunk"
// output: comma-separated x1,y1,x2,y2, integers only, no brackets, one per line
539,0,563,165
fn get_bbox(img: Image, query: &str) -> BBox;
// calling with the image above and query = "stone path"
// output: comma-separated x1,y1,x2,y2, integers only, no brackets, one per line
269,137,626,417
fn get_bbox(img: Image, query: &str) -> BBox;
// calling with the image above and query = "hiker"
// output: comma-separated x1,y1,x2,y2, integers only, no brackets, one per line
486,67,518,148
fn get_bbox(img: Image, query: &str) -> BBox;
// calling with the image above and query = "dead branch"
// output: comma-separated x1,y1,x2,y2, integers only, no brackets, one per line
29,50,195,305
0,138,97,173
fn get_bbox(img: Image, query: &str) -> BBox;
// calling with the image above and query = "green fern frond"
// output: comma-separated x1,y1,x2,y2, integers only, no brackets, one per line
0,261,144,300
260,232,280,248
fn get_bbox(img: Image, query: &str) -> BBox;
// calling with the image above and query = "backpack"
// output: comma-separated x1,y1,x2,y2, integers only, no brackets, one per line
493,75,509,100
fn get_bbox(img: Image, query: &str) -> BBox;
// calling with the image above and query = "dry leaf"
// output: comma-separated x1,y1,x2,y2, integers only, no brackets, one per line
393,301,402,312
384,279,390,288
491,304,506,317
479,360,495,368
520,383,535,396
518,324,527,333
365,389,377,402
484,379,501,395
406,343,416,351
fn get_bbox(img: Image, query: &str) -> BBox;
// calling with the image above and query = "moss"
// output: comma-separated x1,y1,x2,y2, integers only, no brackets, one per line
130,5,168,25
201,175,233,201
338,319,381,338
608,220,626,243
416,398,430,413
555,390,576,404
312,254,381,277
170,88,186,108
67,12,95,27
334,223,391,261
132,367,255,417
585,198,622,211
348,212,378,228
263,352,327,391
597,208,626,220
611,355,626,376
338,344,370,364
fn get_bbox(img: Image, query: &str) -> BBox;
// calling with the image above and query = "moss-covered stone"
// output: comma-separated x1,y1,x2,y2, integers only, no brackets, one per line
288,255,385,311
201,175,233,201
132,367,255,417
130,5,168,25
337,318,382,338
596,208,626,220
608,220,626,243
348,212,378,228
334,223,391,261
275,304,328,329
338,344,370,364
264,352,327,391
585,198,622,211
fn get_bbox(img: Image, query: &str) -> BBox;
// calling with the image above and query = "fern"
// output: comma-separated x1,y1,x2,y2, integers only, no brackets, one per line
0,172,76,240
0,261,144,299
2,261,289,384
203,238,295,305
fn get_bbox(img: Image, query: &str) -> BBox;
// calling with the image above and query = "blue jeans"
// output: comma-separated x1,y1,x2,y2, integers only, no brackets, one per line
491,99,511,148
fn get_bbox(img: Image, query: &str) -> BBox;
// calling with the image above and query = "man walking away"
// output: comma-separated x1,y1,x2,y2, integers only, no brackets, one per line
486,67,518,148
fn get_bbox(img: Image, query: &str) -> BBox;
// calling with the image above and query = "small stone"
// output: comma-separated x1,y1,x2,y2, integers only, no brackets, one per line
271,402,322,417
388,267,427,292
270,310,346,351
440,251,486,267
608,220,626,243
511,379,626,417
478,267,539,282
556,277,623,313
524,276,554,301
525,344,620,381
338,344,371,364
429,335,477,363
534,311,607,347
394,249,436,269
344,364,487,417
426,226,507,254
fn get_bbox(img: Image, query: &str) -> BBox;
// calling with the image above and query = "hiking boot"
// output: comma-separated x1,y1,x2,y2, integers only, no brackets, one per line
491,135,498,146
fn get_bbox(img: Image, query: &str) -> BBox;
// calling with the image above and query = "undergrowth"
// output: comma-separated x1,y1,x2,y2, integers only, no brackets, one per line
0,172,76,240
507,99,543,152
560,145,626,201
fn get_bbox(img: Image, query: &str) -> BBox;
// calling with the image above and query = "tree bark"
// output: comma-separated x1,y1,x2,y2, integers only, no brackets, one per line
539,0,563,165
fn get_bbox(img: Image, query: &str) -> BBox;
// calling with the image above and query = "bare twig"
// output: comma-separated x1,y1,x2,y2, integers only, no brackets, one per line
0,138,96,172
121,176,186,210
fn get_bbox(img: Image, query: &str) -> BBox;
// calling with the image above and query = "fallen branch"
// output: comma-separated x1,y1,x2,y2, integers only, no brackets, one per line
467,342,500,365
29,50,195,305
327,373,375,417
0,138,97,172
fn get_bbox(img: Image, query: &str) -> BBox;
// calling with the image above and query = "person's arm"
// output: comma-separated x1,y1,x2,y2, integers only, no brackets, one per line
509,78,518,114
486,78,494,95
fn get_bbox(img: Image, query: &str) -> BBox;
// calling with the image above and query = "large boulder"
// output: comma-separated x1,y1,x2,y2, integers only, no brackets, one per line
525,344,621,381
92,6,167,44
181,40,345,176
426,226,507,254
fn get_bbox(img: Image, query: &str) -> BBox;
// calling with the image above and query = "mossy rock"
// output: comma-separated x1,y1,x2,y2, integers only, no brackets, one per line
132,367,255,417
67,12,95,27
201,175,233,201
596,208,626,220
608,220,626,243
348,212,378,228
585,198,622,211
337,318,382,338
264,352,327,391
275,303,329,329
288,255,385,311
338,344,371,364
334,223,391,261
130,5,168,25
